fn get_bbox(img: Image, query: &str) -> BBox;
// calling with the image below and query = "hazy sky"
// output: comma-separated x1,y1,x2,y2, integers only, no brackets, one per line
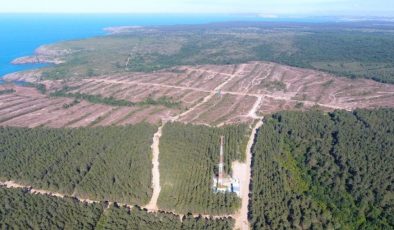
1,0,393,16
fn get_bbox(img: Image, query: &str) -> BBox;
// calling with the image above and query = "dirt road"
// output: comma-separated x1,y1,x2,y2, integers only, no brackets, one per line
0,180,233,220
144,124,164,211
248,96,262,119
88,74,351,111
0,181,96,204
233,118,264,230
172,64,247,121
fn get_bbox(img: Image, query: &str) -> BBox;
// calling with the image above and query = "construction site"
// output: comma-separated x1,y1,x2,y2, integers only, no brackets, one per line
213,136,241,196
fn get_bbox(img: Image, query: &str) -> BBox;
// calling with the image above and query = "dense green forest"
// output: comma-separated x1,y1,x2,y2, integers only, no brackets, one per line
0,186,103,229
158,122,248,214
250,109,394,229
38,22,394,83
255,31,394,83
0,187,233,229
0,124,156,205
100,204,234,230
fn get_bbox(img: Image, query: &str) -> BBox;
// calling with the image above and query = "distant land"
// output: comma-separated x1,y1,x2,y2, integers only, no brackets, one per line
1,16,393,230
2,14,392,78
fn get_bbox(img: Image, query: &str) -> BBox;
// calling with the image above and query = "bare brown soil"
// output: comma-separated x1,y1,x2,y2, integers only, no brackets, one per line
2,61,394,230
92,107,133,126
67,106,114,127
2,61,394,129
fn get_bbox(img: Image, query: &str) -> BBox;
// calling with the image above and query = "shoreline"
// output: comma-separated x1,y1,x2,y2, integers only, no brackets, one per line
1,25,124,80
0,24,133,81
10,45,69,65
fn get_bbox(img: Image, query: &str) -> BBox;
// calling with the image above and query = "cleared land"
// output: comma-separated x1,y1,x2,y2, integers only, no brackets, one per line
0,85,178,127
3,61,394,128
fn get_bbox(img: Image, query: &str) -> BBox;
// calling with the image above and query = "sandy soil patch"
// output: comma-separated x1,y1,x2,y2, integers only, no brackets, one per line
94,107,135,126
67,106,114,127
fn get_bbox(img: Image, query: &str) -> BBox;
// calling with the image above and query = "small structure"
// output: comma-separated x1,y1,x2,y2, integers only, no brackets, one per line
212,136,240,196
216,89,222,97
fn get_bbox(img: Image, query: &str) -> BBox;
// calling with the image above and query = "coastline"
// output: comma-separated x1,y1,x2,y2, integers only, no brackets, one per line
1,24,144,83
1,24,138,83
11,45,69,65
2,69,43,83
0,14,258,81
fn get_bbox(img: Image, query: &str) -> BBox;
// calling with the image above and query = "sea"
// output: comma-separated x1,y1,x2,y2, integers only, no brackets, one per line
0,14,335,83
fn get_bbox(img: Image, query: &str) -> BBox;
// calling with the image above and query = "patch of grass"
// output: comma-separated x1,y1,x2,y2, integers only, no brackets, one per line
0,89,16,95
322,79,334,88
260,80,287,91
51,91,135,107
139,96,181,109
295,102,304,109
275,145,309,194
51,86,181,108
20,82,47,94
62,99,80,109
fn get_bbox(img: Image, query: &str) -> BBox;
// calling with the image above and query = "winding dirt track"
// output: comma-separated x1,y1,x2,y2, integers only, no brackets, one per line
0,180,232,220
4,61,394,129
87,77,349,111
0,181,96,204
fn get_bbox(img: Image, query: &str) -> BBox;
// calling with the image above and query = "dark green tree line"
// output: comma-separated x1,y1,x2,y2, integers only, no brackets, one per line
0,124,156,205
0,186,233,230
250,109,394,229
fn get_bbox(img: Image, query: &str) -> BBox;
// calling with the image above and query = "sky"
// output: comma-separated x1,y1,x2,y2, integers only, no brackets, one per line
1,0,393,17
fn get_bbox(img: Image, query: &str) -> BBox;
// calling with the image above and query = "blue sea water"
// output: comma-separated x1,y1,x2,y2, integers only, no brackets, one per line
0,14,333,82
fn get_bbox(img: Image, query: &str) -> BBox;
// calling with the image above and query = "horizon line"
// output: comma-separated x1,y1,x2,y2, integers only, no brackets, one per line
0,12,393,18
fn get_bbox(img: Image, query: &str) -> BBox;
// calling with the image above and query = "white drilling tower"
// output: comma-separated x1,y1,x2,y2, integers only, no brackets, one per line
212,135,240,196
218,135,224,185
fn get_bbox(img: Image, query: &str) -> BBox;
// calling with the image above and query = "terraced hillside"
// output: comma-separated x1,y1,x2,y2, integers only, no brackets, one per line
3,61,394,128
0,85,178,127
